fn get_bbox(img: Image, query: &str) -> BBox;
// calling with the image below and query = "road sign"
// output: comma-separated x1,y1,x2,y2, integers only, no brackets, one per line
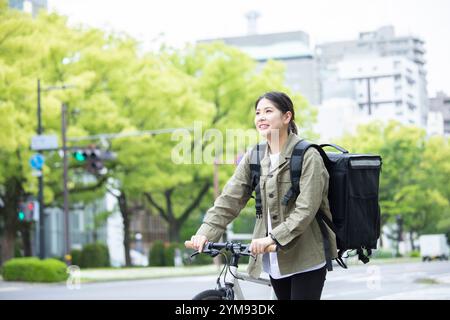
31,169,42,177
31,135,58,151
30,153,45,170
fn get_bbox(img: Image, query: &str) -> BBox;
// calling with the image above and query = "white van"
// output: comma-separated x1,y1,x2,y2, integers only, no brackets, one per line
419,234,449,261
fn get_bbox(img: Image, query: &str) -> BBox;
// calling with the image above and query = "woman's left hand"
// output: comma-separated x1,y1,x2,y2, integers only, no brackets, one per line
249,236,275,255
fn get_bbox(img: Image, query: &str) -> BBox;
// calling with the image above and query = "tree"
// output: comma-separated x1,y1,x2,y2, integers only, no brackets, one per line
0,5,132,263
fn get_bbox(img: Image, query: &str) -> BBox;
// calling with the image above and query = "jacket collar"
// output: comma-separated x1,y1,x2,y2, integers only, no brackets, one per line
260,133,302,175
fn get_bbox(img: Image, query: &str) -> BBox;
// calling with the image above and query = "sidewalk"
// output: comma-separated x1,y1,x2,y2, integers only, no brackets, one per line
78,264,221,283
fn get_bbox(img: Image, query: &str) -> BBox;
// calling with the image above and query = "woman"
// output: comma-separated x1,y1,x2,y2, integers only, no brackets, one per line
188,91,337,300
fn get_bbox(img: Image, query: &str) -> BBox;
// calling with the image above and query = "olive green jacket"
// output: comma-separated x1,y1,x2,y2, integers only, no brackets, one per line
195,133,337,278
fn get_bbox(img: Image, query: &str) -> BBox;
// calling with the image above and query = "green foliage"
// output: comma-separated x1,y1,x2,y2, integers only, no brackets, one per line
79,243,110,268
372,249,395,259
232,203,256,234
186,250,213,266
70,249,82,267
409,250,420,258
2,257,68,282
149,240,165,266
163,242,184,267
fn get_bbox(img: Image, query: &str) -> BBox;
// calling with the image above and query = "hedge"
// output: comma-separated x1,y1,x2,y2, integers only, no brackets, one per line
70,249,82,267
149,240,165,266
79,243,110,268
2,257,68,282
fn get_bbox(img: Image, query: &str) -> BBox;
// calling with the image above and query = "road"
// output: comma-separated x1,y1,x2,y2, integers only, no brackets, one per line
1,261,449,300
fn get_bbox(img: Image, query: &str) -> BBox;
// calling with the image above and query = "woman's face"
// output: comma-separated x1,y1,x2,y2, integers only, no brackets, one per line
255,98,291,138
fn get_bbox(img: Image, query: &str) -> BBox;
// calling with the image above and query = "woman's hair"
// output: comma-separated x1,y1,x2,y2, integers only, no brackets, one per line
254,91,298,135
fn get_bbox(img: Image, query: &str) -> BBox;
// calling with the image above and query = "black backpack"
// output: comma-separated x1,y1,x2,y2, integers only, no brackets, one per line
249,140,382,270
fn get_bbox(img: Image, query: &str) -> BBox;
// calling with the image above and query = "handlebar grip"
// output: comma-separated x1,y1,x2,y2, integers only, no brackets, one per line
265,244,278,253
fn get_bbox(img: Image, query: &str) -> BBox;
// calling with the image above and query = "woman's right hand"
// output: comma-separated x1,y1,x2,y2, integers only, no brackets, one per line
185,235,208,252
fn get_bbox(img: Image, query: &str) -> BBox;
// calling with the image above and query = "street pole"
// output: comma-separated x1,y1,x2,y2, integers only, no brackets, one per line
37,79,45,259
62,103,71,265
35,81,75,260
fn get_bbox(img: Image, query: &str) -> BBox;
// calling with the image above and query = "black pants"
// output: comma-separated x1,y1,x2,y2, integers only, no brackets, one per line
269,266,327,300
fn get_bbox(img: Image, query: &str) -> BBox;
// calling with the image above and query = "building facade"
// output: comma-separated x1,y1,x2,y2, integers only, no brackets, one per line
317,26,429,129
199,31,321,105
429,92,450,137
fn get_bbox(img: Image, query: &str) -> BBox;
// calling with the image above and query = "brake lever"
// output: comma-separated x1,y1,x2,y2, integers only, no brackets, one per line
190,251,200,259
189,248,219,260
241,247,257,260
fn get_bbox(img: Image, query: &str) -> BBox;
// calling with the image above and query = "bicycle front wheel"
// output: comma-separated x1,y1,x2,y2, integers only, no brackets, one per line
192,289,227,300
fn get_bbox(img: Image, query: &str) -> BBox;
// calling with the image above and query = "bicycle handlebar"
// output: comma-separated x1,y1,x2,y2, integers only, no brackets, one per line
184,240,277,254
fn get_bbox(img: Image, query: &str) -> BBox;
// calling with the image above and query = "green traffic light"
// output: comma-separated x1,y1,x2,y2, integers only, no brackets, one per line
18,211,25,221
73,151,86,162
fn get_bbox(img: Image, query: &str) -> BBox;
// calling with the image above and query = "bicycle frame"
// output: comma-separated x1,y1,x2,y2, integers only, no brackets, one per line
224,266,276,300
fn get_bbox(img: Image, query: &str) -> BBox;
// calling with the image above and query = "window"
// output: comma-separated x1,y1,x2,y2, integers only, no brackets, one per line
406,76,415,85
407,102,416,110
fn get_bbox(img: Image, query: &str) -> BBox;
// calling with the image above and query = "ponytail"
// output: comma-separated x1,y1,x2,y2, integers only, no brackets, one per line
289,120,298,135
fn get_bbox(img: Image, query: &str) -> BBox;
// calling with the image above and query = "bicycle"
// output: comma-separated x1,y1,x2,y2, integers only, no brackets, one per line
184,240,278,300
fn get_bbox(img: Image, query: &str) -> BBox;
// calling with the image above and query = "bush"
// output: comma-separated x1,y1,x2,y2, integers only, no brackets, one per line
409,250,420,258
149,240,165,266
80,243,110,268
372,249,395,259
2,257,68,282
70,249,82,266
164,243,184,267
185,248,214,266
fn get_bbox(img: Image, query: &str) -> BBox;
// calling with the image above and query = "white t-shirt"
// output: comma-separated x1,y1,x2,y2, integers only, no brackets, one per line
262,152,325,279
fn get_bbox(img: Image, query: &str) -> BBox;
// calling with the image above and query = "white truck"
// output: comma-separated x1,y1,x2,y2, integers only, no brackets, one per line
419,234,449,261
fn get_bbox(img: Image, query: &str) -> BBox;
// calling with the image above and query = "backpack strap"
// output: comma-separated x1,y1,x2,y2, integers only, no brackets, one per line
316,210,334,271
283,140,347,270
281,139,309,205
250,143,267,219
282,140,331,205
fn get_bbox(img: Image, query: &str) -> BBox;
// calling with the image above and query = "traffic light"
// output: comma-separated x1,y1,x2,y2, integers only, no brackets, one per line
73,150,87,162
72,145,116,174
17,200,37,222
85,146,104,174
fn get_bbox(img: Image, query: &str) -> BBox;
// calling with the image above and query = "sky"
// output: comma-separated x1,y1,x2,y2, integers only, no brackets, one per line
47,0,450,97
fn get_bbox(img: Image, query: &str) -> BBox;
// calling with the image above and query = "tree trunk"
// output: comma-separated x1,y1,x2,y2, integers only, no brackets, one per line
20,223,33,257
144,181,211,244
0,228,16,265
168,220,180,243
0,177,23,265
118,192,132,267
